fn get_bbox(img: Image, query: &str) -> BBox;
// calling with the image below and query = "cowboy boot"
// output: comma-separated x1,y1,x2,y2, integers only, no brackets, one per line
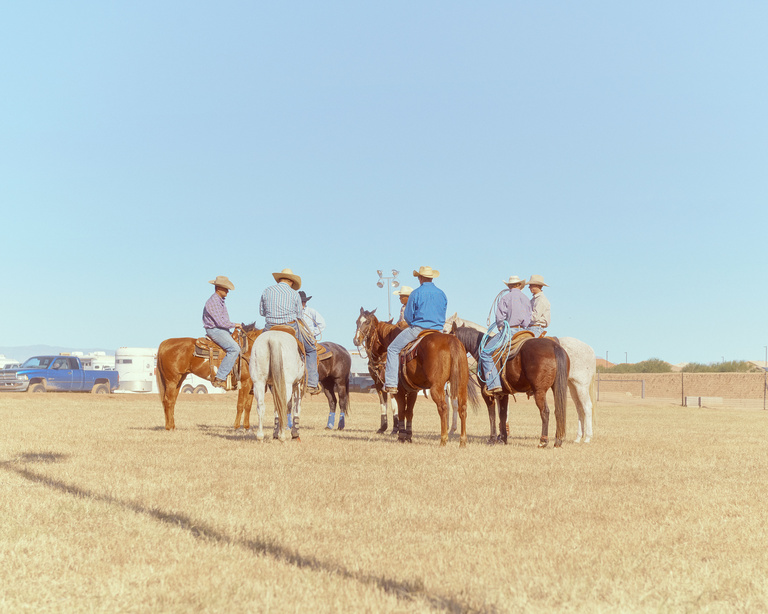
326,412,336,430
338,413,345,430
376,414,387,434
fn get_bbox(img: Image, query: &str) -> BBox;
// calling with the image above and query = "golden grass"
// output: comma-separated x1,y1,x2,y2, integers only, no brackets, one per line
1,391,767,613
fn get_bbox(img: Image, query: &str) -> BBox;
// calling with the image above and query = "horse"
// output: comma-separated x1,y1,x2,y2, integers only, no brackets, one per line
156,323,262,431
444,313,595,443
247,330,305,442
446,317,570,448
353,308,473,447
317,342,352,430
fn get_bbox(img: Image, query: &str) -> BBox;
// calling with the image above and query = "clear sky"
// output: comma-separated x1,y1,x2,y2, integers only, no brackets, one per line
2,2,766,365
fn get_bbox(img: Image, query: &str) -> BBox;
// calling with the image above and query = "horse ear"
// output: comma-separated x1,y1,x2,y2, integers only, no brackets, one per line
451,321,458,334
371,308,377,315
360,307,365,315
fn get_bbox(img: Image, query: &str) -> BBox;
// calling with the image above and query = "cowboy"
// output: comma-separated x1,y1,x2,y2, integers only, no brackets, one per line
480,275,532,394
393,285,414,325
202,275,243,389
527,274,551,337
259,268,321,394
384,267,447,394
299,290,326,339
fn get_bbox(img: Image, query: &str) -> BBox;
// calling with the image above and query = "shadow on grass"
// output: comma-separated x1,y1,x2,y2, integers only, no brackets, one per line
1,453,491,613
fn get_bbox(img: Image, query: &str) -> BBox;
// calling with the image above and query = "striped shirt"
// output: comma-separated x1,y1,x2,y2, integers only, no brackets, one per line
203,293,237,330
260,282,303,326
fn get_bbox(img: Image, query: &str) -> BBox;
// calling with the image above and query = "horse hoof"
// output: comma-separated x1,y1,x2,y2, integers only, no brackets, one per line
583,437,591,444
449,427,457,434
487,437,497,445
376,427,386,434
555,439,563,448
459,438,467,448
537,442,548,449
574,437,582,444
292,436,301,442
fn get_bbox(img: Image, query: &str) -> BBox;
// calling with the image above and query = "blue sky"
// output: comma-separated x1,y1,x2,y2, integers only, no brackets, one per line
2,2,766,365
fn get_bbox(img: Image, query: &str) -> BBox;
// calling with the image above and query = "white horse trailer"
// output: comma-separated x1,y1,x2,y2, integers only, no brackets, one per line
114,347,224,394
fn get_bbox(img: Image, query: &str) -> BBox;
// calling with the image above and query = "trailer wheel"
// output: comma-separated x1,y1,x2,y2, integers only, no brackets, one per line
28,383,46,393
181,385,194,394
91,383,110,394
194,385,208,394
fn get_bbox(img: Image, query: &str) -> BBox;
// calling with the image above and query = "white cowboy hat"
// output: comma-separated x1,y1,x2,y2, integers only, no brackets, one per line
272,268,302,290
209,275,235,290
394,285,413,296
528,274,549,287
413,266,439,279
503,275,526,287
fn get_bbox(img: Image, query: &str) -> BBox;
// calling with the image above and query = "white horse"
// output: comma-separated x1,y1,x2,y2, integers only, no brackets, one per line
444,313,595,443
248,330,305,442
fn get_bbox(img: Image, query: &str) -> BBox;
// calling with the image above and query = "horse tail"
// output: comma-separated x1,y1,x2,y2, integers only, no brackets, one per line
268,336,289,430
156,341,168,398
448,337,470,406
553,343,569,443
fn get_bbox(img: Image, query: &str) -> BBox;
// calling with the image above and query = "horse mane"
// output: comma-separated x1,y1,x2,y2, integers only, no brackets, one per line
453,325,483,359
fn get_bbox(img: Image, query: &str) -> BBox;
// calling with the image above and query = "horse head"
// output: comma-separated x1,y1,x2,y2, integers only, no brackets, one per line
353,307,378,348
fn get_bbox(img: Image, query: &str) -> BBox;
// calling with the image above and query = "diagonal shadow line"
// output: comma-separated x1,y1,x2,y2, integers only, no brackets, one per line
0,459,496,614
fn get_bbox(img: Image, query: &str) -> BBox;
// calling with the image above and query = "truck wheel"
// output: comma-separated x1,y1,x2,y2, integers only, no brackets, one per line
194,385,208,394
91,383,110,394
181,385,194,394
28,383,46,393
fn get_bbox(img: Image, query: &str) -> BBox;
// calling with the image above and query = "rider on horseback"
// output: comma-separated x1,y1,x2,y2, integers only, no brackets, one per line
480,275,532,395
203,275,243,389
384,266,447,395
526,274,550,337
394,285,413,325
259,268,321,395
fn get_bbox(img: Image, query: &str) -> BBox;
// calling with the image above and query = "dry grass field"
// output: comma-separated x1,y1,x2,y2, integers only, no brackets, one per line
2,390,768,613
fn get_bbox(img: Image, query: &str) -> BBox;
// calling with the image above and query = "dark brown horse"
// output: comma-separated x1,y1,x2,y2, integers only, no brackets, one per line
353,308,473,447
317,342,352,430
449,322,569,448
156,324,261,430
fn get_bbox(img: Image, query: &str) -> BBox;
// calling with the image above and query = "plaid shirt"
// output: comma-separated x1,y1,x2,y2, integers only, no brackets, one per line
203,293,237,330
260,282,303,326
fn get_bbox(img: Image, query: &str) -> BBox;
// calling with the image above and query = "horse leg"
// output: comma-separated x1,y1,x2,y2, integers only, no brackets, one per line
484,391,497,445
397,392,413,443
162,378,183,430
323,384,337,430
234,378,253,430
374,388,388,434
337,380,349,430
568,380,587,443
498,395,509,444
291,386,302,441
534,389,550,448
254,385,266,441
431,385,449,447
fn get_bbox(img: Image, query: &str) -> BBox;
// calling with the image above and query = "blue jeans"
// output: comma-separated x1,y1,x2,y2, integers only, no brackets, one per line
479,327,525,390
266,321,318,388
205,328,240,380
527,325,546,337
385,326,423,389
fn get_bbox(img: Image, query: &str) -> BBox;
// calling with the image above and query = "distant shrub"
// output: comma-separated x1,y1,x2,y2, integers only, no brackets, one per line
682,361,756,373
598,358,672,373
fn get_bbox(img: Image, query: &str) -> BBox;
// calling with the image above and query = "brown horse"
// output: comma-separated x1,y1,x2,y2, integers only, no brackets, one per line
449,322,569,448
156,323,262,430
353,308,473,447
317,342,353,430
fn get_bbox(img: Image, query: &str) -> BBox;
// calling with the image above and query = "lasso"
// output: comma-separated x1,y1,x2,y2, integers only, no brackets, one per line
477,290,514,385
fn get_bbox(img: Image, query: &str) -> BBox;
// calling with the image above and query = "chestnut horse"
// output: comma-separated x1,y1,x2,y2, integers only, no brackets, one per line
353,308,473,447
449,321,570,448
156,323,261,430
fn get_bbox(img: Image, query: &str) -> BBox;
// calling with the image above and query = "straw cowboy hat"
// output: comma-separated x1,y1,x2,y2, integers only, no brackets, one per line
394,285,414,296
528,274,549,287
413,266,439,279
272,268,302,290
209,275,235,291
503,275,526,288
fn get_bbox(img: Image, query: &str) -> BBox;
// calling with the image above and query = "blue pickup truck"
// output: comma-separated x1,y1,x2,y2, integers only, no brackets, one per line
0,355,119,393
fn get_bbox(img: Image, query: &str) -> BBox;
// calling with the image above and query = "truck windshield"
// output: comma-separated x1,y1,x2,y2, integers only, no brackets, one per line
21,357,53,368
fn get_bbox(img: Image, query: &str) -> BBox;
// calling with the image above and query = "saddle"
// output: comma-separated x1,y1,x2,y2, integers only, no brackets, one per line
491,330,536,366
193,331,250,391
397,330,439,392
267,324,308,360
317,342,333,362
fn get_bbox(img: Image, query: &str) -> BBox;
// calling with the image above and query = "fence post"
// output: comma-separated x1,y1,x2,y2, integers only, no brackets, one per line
597,371,600,402
681,371,684,407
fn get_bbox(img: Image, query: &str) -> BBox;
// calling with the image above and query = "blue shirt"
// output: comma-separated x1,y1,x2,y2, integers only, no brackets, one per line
260,282,303,326
495,288,532,328
404,282,447,331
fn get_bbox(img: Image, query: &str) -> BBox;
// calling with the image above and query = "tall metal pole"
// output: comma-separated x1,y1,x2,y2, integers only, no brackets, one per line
376,269,400,321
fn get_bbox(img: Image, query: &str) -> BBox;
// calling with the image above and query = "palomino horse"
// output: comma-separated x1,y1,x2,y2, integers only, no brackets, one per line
448,319,570,448
353,308,473,447
156,323,261,430
444,314,595,443
317,342,352,430
247,330,305,442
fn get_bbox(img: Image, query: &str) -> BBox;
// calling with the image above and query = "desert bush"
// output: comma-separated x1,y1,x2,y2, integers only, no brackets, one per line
598,357,672,373
682,360,756,373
